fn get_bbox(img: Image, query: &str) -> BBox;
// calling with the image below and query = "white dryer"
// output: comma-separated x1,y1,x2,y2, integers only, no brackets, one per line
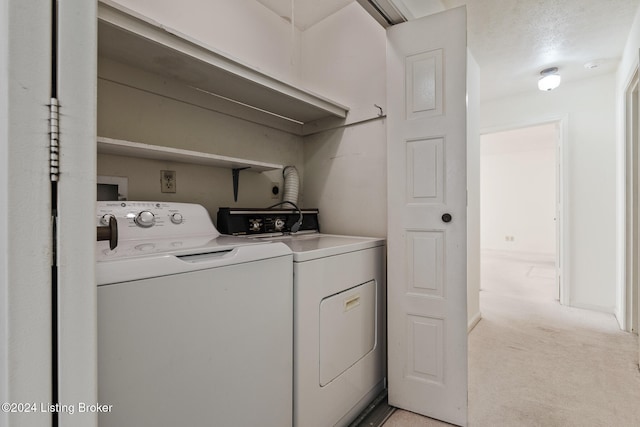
217,208,386,427
96,201,293,427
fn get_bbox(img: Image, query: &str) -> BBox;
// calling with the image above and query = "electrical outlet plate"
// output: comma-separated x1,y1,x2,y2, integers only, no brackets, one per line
161,170,176,193
271,182,280,199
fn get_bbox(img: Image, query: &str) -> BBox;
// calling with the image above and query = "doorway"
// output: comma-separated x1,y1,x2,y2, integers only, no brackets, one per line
480,123,560,299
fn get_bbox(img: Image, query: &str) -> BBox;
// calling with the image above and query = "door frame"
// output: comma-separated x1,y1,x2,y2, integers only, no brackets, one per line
624,66,639,333
479,116,569,305
0,2,54,424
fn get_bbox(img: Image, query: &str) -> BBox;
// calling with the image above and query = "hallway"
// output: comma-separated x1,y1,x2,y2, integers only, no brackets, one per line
383,251,640,426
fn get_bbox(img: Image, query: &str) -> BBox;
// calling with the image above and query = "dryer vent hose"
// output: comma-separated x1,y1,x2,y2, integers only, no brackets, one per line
282,166,299,206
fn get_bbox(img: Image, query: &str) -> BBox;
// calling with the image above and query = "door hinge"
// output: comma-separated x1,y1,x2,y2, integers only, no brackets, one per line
49,97,60,182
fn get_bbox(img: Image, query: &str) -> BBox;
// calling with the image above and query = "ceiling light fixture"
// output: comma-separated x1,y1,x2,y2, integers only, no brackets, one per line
538,67,561,91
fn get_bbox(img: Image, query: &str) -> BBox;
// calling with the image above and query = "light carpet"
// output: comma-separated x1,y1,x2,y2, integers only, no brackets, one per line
383,251,640,427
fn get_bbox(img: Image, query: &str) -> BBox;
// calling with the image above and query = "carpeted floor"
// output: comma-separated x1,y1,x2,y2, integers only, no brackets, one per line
383,251,640,427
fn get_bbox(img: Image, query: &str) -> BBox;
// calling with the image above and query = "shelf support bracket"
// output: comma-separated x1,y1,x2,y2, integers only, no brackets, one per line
232,167,250,202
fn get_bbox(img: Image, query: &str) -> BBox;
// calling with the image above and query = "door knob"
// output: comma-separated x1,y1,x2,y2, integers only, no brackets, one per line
442,213,452,223
97,215,118,250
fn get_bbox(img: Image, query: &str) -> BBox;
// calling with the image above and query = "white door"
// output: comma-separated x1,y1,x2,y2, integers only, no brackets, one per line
56,1,99,427
386,7,468,426
1,2,54,426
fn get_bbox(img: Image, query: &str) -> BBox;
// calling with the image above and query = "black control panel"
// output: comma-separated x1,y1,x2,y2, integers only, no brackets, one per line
217,207,320,235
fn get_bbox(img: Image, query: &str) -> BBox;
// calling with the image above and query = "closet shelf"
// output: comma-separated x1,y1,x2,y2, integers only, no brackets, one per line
97,137,283,172
97,0,349,134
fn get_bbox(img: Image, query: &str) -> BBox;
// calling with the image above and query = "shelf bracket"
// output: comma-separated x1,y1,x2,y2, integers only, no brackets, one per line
232,167,250,202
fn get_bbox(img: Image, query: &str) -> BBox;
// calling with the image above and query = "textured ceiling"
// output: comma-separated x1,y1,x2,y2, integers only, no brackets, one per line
439,0,640,101
256,0,640,101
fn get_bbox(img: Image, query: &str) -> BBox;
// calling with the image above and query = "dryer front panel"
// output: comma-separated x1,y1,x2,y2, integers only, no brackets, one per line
319,280,376,386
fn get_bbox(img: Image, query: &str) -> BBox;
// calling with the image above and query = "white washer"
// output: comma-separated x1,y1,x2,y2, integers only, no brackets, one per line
96,201,293,427
281,234,386,427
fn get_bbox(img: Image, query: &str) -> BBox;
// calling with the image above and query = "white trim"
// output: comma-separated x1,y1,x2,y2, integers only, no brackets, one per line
467,312,482,333
558,117,570,306
569,301,618,314
622,64,639,332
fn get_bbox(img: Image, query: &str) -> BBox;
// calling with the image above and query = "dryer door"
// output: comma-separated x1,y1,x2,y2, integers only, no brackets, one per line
319,280,376,386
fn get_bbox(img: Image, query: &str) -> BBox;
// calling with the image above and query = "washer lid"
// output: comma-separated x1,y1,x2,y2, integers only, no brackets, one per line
97,234,268,262
262,234,385,262
96,239,292,286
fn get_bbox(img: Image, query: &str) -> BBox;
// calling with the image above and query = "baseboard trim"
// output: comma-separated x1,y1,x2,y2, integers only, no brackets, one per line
468,311,482,333
567,300,615,315
482,249,555,264
613,308,626,331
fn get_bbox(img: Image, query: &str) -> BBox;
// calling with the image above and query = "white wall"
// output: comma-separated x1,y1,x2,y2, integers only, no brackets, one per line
301,2,387,125
481,73,617,313
303,122,387,237
481,124,557,256
300,3,387,237
110,0,302,85
615,4,640,328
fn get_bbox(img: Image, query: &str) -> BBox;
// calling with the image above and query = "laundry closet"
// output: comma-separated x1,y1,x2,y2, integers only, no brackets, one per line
95,1,389,426
1,1,475,426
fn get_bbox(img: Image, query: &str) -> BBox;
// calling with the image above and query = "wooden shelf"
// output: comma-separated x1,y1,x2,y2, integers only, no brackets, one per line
97,0,349,135
97,137,283,172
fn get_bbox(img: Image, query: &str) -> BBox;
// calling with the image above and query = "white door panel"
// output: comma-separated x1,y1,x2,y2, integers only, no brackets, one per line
56,1,98,426
0,2,53,426
406,138,444,203
387,7,468,426
406,231,444,297
406,49,443,119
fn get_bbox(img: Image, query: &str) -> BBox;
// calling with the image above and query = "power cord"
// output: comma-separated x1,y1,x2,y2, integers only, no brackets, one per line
266,201,303,233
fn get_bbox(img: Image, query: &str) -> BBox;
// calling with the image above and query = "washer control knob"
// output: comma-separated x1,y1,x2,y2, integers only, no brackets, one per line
170,213,183,224
274,218,285,231
100,214,114,226
249,219,262,232
135,210,155,228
